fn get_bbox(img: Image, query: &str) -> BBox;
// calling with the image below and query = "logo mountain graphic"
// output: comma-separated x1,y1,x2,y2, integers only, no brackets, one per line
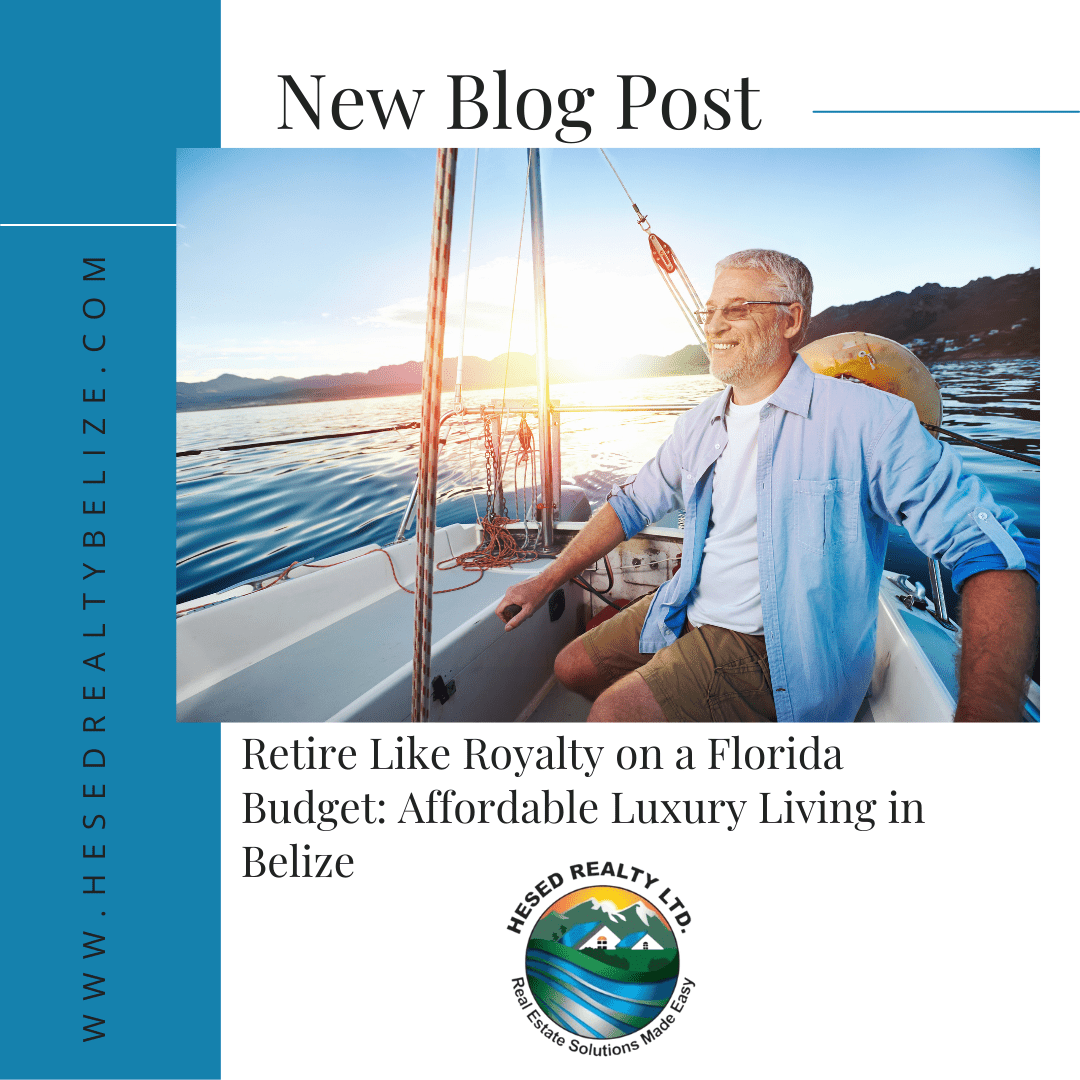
533,898,678,951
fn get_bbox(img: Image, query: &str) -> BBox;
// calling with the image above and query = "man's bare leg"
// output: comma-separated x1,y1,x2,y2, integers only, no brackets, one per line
553,638,613,701
588,672,666,723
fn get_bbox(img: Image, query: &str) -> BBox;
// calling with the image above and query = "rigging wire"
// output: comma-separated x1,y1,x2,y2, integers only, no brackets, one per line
599,148,648,227
453,149,480,405
175,422,420,456
924,423,1039,466
500,162,532,414
598,148,709,353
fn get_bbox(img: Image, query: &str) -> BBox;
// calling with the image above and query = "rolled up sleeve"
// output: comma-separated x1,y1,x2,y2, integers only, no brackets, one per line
951,537,1040,591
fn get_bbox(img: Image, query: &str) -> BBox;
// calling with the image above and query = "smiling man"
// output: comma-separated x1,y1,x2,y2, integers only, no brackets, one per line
496,249,1038,722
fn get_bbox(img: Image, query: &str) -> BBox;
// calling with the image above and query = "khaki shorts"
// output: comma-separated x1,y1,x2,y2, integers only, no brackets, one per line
580,594,777,723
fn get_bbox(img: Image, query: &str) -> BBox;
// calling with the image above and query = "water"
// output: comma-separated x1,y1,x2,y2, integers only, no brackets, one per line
892,358,1039,619
525,946,678,1038
177,359,1040,622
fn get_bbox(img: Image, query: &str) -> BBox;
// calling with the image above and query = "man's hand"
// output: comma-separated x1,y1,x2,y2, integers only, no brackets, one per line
494,503,627,632
496,577,552,631
954,569,1037,722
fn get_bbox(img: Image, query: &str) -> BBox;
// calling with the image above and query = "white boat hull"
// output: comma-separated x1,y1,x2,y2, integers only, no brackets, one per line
177,522,1037,723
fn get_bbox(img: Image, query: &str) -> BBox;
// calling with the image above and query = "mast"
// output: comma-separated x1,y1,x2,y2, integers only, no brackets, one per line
528,148,556,551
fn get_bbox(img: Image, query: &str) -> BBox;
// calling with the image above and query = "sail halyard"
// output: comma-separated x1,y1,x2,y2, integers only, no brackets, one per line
411,148,458,723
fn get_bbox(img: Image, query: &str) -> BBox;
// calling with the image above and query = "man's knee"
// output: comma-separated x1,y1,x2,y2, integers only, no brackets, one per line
589,685,626,722
588,672,666,723
554,639,604,698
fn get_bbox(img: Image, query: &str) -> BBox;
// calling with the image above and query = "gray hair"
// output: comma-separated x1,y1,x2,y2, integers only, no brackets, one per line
715,249,814,348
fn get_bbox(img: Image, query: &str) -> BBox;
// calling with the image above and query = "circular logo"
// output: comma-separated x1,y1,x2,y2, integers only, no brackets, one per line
525,886,680,1040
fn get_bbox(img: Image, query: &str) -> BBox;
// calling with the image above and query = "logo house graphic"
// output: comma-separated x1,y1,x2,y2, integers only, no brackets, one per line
525,886,680,1039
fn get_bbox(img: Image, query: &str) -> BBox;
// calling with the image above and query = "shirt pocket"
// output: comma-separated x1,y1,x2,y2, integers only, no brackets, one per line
794,479,860,552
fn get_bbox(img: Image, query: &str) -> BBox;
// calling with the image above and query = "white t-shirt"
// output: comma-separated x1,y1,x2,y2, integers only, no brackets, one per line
685,398,764,635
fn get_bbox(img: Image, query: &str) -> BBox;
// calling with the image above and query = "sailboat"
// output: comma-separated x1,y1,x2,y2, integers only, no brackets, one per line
176,150,1039,724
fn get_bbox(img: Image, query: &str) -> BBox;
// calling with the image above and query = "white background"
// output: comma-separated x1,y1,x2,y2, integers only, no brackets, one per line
219,3,1075,1077
221,728,1071,1078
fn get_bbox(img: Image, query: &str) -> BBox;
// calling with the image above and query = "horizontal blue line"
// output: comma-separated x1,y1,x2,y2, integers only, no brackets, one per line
814,110,1077,114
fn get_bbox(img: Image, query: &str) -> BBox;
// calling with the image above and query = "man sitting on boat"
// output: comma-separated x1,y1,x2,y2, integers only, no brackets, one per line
496,249,1038,723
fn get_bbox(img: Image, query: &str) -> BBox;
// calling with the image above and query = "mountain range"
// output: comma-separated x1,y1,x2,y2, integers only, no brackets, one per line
532,898,677,951
804,266,1039,363
177,268,1038,412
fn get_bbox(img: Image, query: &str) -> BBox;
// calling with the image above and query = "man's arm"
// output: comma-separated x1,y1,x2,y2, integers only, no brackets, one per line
864,400,1038,720
496,503,626,631
954,569,1037,722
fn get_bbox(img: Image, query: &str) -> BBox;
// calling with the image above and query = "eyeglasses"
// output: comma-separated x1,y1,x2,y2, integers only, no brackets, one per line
695,301,792,323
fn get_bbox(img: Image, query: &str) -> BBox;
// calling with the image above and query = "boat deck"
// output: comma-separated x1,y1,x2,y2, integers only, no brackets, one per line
180,566,505,722
177,524,587,723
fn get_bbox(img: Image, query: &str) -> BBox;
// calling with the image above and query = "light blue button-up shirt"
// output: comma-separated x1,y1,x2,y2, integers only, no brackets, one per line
607,357,1037,722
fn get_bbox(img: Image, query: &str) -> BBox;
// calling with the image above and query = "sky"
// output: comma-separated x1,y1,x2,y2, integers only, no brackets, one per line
176,147,1039,383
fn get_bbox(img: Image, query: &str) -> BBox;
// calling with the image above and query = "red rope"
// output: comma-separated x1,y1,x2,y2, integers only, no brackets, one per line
438,517,538,574
378,547,485,596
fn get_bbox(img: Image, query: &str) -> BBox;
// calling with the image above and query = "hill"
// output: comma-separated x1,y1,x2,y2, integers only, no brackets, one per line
176,345,710,412
177,269,1038,411
806,267,1039,362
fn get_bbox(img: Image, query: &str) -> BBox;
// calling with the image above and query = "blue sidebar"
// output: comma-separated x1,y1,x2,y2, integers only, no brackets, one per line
4,4,222,1078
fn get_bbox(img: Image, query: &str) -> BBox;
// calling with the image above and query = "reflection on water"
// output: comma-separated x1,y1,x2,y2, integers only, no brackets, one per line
177,360,1040,610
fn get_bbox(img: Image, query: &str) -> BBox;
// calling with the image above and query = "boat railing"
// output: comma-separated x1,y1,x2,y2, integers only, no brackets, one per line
392,399,697,542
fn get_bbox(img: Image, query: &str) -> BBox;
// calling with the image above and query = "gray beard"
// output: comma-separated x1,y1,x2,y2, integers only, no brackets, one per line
710,343,776,385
